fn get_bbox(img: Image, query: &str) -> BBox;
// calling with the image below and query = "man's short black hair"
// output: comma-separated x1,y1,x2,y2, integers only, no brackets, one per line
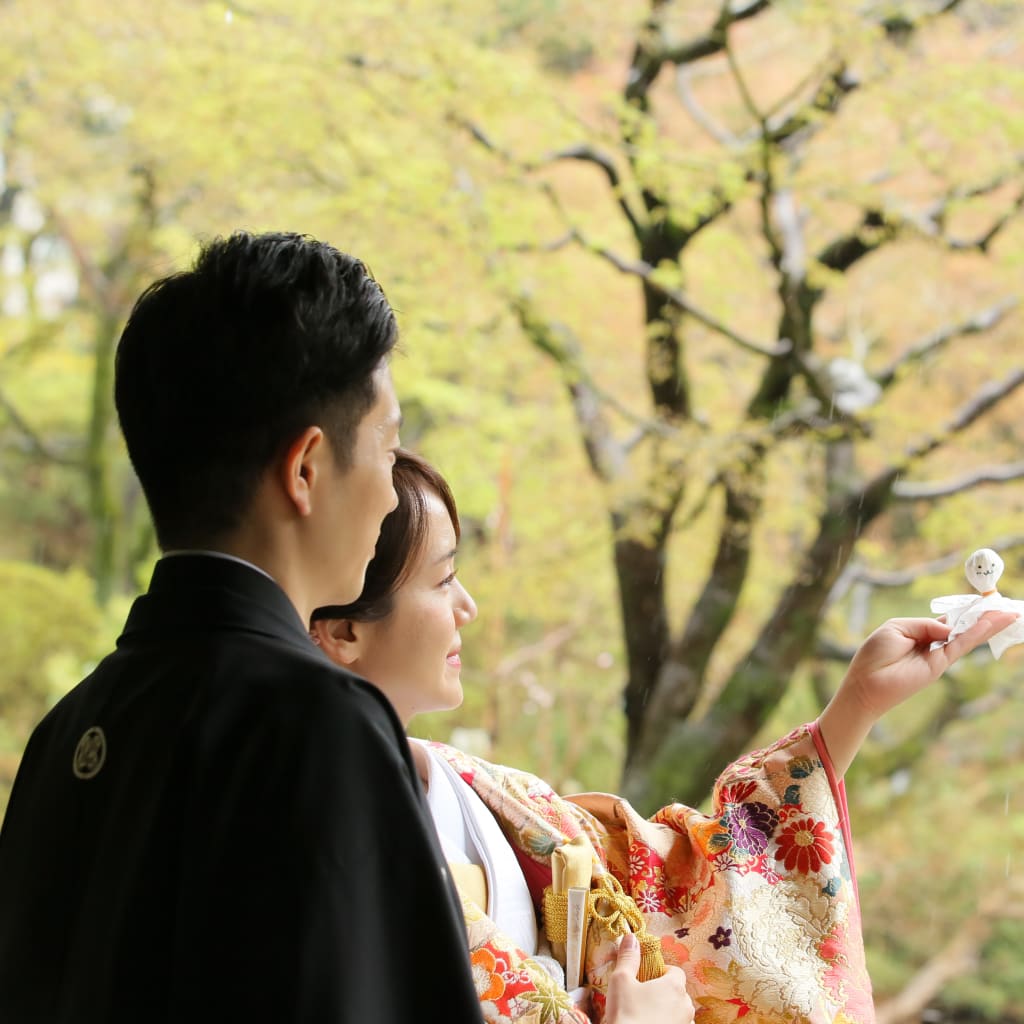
114,231,398,550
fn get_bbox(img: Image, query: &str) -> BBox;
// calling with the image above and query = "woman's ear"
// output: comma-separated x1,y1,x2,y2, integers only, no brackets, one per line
310,617,363,667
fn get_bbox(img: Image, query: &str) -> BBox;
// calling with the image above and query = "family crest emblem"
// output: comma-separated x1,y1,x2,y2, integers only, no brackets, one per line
72,726,107,780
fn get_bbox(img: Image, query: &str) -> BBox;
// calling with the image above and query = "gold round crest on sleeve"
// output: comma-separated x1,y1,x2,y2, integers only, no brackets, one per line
72,726,107,780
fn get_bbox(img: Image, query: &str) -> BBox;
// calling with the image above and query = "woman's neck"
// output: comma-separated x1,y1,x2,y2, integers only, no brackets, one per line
407,737,431,791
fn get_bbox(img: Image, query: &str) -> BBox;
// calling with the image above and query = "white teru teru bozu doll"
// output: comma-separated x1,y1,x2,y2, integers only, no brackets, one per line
930,547,1024,659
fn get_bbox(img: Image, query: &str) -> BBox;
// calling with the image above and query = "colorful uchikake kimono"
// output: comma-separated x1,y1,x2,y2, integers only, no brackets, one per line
428,722,875,1024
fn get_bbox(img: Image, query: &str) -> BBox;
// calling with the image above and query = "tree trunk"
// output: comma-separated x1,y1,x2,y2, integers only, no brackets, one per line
616,532,671,761
623,472,896,812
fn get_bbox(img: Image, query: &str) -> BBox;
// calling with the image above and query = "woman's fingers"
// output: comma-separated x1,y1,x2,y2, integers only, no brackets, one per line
939,610,1018,663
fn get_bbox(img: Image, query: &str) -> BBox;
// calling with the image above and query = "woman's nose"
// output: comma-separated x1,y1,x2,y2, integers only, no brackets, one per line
456,582,478,624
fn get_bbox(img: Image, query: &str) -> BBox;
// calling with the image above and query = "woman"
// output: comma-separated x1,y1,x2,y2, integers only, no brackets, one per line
310,451,1013,1024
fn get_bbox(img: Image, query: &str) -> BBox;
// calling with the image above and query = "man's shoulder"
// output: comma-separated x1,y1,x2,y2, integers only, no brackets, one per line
8,642,412,815
216,639,393,715
37,635,401,756
185,640,408,758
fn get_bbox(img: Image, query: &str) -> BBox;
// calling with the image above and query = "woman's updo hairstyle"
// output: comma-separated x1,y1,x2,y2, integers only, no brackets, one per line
311,448,460,624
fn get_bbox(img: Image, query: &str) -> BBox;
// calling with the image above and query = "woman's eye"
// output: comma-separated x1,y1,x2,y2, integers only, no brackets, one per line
440,570,457,587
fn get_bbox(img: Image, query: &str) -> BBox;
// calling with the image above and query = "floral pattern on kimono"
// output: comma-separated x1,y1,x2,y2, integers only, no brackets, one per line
459,892,590,1024
429,721,875,1024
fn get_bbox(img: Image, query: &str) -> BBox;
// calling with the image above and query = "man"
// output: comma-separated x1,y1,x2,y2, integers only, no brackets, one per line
0,232,484,1022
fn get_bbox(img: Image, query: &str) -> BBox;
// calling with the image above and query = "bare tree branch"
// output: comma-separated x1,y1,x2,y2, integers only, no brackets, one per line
817,208,898,273
579,238,789,357
894,172,1024,252
674,66,736,144
947,169,1024,204
876,297,1018,389
723,29,764,125
949,188,1024,253
456,115,649,243
823,185,1020,273
878,0,969,45
663,455,768,721
829,372,1024,604
904,368,1024,465
673,8,955,159
509,294,628,483
658,1,772,69
530,144,644,237
764,59,859,151
504,231,576,255
837,535,1024,591
454,114,506,157
723,26,792,288
623,0,773,130
894,460,1024,501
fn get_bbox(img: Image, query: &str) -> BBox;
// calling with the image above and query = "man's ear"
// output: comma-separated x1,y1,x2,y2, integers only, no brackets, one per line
310,617,363,667
282,426,325,517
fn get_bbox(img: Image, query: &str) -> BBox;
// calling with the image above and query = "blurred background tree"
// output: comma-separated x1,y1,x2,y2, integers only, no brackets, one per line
1,1,1022,1018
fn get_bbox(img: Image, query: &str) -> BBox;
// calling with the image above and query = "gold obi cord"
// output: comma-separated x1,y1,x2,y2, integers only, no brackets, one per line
542,871,666,982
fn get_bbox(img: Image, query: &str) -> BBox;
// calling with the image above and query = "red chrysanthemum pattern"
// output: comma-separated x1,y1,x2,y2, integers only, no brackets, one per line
774,817,834,874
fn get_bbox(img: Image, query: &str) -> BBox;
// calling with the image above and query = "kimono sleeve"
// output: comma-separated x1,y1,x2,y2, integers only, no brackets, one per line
569,725,876,1022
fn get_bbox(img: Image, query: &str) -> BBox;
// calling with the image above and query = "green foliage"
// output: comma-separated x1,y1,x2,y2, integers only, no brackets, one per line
853,700,1024,1013
943,919,1024,1021
0,561,103,726
0,561,120,816
1,0,1024,1010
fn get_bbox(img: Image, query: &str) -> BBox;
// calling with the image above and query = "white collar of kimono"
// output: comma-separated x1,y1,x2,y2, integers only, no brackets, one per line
413,739,538,957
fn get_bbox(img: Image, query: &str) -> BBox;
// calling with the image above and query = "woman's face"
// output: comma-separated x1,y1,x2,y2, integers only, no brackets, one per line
340,489,477,727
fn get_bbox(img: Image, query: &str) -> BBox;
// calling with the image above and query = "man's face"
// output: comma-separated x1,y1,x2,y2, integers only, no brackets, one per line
318,362,401,606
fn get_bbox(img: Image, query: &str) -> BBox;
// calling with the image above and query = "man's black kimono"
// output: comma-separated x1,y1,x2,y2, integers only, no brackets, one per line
0,555,482,1023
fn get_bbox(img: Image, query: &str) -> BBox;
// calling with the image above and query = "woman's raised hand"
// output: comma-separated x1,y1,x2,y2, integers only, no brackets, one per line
817,610,1019,777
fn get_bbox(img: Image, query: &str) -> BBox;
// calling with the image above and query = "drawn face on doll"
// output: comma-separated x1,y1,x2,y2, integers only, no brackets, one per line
341,489,478,727
965,548,1004,593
